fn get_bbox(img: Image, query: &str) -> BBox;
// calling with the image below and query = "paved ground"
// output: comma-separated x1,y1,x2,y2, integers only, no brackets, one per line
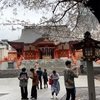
0,76,100,100
61,87,100,100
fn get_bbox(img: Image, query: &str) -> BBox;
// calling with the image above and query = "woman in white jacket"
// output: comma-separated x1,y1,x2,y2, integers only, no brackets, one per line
49,70,60,99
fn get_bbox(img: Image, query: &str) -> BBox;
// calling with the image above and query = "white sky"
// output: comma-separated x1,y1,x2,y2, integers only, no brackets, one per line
0,5,52,41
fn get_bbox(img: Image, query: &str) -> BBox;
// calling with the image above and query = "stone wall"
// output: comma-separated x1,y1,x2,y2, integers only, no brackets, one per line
20,59,67,75
0,59,68,78
0,61,17,70
0,59,100,78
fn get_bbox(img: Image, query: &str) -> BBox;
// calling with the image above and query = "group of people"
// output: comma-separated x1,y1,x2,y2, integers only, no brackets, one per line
18,67,48,100
18,60,79,100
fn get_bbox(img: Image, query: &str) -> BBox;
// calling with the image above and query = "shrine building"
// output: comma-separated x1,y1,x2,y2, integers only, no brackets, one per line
8,26,81,60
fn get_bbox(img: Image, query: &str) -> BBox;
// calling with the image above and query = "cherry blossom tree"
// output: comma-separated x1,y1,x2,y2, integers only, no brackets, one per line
0,0,100,41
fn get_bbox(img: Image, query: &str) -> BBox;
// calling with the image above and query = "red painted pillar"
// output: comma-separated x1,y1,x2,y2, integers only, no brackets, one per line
54,49,59,59
35,50,39,59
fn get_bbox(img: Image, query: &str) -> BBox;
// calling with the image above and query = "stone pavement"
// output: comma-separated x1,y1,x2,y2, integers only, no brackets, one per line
0,76,100,100
61,87,100,100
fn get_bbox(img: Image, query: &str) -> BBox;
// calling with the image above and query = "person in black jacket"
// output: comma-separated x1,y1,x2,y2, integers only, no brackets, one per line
43,69,48,88
36,67,43,89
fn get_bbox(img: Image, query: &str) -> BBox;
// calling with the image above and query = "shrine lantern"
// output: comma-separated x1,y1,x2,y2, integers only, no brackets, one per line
72,31,100,100
73,31,100,61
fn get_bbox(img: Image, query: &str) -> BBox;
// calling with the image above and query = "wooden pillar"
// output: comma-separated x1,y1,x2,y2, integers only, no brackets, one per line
54,49,59,59
35,50,39,59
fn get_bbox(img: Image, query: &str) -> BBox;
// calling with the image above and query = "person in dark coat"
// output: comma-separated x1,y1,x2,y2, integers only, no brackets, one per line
43,69,48,88
18,67,29,100
36,67,43,89
30,68,39,100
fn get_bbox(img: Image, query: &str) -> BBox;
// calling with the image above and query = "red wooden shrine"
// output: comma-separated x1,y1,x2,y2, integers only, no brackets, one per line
8,26,80,60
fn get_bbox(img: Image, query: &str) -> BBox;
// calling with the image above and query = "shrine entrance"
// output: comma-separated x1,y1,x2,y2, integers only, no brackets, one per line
39,47,54,59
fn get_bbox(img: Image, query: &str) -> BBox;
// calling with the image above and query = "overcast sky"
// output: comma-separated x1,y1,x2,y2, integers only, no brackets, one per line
0,5,52,41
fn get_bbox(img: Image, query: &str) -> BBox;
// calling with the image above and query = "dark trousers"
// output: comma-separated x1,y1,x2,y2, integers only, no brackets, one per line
38,78,42,89
66,88,75,100
21,86,28,99
31,85,37,99
43,79,48,88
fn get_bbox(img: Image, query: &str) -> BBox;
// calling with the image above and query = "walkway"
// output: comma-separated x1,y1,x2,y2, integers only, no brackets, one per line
0,76,100,100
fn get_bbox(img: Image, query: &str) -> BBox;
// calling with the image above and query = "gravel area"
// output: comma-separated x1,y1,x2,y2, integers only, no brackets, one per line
0,69,20,78
0,66,100,78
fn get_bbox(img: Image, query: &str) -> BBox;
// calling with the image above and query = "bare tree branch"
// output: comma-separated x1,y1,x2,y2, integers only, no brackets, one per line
71,3,80,32
53,0,66,14
53,2,78,22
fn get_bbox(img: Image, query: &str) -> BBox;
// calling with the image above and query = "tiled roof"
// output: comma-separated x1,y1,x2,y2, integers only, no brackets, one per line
13,28,43,43
9,25,79,44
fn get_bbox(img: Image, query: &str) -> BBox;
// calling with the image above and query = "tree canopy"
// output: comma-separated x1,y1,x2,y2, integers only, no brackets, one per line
0,0,100,42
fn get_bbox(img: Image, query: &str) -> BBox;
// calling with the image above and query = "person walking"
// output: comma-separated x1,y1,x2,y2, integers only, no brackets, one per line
43,69,48,88
49,70,60,99
18,67,29,100
36,67,43,89
30,68,39,100
64,60,78,100
80,57,85,73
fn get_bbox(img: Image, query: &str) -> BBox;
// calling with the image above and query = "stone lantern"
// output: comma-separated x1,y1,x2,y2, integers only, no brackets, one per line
73,31,100,100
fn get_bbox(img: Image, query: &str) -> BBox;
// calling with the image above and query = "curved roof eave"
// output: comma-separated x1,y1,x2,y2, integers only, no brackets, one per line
12,28,43,44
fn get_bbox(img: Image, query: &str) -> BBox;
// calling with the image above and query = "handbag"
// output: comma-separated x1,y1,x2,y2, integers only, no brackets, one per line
49,78,53,85
67,79,74,85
